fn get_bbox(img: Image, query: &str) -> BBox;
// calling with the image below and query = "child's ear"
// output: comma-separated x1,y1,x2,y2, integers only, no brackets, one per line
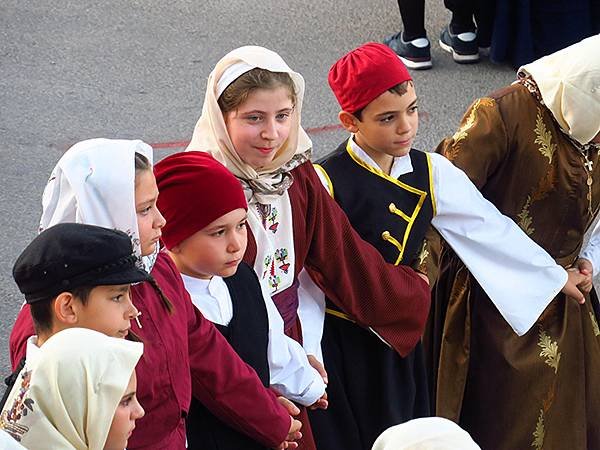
338,111,360,133
53,292,79,326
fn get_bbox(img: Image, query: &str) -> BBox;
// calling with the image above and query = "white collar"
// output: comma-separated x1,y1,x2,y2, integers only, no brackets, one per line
349,137,414,179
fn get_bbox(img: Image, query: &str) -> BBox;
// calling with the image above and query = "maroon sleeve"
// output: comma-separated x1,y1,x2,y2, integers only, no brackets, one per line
161,256,291,448
9,305,35,370
298,162,431,357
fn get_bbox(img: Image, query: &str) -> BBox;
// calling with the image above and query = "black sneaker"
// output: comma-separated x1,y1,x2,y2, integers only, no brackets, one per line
384,32,432,70
439,25,479,63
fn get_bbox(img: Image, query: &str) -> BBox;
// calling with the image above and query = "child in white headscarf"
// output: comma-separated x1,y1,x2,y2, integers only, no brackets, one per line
433,34,600,449
3,327,144,450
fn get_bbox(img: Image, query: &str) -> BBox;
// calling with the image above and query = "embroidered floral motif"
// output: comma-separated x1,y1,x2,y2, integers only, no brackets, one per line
446,98,495,161
0,370,34,441
590,311,600,337
275,248,290,274
538,329,561,373
534,108,557,164
262,254,282,291
416,242,430,274
531,409,545,450
517,196,535,236
255,204,279,233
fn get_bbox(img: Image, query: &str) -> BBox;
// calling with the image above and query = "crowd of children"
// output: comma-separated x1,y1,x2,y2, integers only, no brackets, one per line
1,32,599,450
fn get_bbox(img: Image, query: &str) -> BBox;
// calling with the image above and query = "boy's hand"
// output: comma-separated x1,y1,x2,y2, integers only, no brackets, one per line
563,268,587,304
275,415,302,449
574,257,594,293
277,396,300,416
307,354,328,384
309,391,328,410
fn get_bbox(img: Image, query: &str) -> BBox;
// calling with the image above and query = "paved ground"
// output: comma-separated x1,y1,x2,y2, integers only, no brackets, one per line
0,1,518,376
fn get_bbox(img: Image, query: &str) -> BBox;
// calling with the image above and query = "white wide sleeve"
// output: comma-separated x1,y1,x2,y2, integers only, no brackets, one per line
429,152,567,336
579,219,600,276
260,279,326,406
297,269,325,363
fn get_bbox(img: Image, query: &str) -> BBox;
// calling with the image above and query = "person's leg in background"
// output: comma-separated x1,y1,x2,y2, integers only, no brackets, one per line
439,0,480,63
384,0,433,70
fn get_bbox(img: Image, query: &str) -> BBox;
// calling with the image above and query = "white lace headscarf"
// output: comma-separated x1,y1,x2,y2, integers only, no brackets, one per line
519,34,600,146
39,138,158,272
9,328,142,450
186,45,312,199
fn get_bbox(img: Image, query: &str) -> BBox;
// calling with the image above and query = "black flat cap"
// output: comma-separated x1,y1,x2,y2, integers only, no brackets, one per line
13,223,152,304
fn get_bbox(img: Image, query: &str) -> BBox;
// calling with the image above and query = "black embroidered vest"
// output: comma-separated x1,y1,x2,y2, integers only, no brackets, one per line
320,140,435,268
318,141,435,320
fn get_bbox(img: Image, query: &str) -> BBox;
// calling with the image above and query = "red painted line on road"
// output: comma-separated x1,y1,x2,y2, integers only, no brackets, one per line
150,123,344,150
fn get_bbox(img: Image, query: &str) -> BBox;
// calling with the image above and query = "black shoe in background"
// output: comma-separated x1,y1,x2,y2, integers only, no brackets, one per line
384,32,433,70
439,25,480,63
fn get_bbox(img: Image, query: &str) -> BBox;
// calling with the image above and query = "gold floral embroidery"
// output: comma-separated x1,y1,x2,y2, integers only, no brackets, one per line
590,311,600,337
446,98,495,161
417,242,429,268
538,329,561,373
531,409,545,450
534,108,556,164
517,195,535,235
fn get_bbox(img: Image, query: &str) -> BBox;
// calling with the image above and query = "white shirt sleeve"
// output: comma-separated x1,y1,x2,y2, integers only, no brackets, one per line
579,219,600,276
259,279,326,406
297,269,325,363
429,152,567,336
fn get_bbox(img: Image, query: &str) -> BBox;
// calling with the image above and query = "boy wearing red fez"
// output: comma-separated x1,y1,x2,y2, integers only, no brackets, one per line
153,151,327,450
307,42,586,450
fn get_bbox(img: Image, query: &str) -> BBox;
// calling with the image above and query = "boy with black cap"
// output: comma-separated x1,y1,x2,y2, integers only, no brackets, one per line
307,42,587,450
0,222,150,415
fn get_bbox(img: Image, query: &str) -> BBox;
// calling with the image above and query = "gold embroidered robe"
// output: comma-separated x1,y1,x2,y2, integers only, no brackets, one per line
431,83,600,450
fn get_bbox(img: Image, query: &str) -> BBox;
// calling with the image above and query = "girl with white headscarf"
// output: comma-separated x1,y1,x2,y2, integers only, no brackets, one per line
2,327,143,450
186,46,431,449
8,139,299,450
432,34,600,449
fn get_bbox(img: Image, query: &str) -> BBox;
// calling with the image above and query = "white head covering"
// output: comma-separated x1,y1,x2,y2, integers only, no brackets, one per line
186,45,312,197
39,138,158,271
6,328,142,450
0,430,26,450
371,417,481,450
519,34,600,145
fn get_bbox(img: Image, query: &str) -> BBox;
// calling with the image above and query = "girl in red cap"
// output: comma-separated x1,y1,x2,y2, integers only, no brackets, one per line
153,150,327,450
8,139,301,450
185,45,431,450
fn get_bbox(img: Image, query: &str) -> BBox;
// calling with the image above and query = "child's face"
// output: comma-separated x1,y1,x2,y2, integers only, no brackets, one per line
224,86,294,170
104,371,145,450
135,169,166,256
74,285,138,339
351,83,418,158
171,208,248,279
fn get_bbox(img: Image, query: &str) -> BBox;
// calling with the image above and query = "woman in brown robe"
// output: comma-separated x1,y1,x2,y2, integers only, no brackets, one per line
431,34,600,450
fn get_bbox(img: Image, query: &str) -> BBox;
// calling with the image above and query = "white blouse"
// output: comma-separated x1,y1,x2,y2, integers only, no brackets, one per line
181,273,326,406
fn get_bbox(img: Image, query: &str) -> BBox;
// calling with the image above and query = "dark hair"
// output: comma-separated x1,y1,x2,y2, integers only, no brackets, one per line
30,286,93,334
352,80,412,121
218,67,297,114
134,152,151,182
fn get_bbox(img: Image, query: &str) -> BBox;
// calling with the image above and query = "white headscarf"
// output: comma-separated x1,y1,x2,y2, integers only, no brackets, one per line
519,34,600,145
39,138,158,272
186,45,312,197
6,328,142,450
372,417,481,450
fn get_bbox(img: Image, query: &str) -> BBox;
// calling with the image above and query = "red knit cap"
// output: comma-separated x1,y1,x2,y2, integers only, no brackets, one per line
328,42,412,113
154,151,247,249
